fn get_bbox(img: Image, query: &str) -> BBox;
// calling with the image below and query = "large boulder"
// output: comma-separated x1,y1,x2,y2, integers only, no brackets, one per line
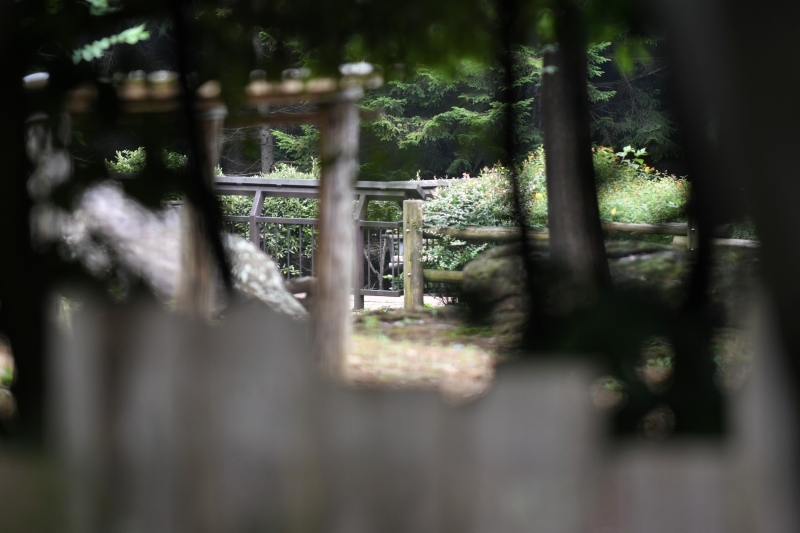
461,242,686,323
55,181,308,320
461,239,757,327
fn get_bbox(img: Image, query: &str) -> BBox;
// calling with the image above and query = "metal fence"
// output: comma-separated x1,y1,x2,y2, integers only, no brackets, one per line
359,221,403,295
222,214,404,296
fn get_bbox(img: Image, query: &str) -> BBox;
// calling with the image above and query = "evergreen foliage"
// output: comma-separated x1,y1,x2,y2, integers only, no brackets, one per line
272,41,677,179
589,40,679,161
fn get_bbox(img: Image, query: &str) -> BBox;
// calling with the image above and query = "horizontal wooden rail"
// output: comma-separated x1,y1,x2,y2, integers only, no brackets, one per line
672,236,759,248
423,222,734,242
423,226,546,242
423,269,464,283
603,221,687,235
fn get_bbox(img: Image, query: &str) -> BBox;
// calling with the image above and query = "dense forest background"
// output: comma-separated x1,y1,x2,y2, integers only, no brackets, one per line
83,23,679,181
256,39,678,180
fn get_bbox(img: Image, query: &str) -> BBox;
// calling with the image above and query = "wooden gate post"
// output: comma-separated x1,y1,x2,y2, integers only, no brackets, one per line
315,90,361,376
403,199,424,310
687,216,699,251
176,106,226,318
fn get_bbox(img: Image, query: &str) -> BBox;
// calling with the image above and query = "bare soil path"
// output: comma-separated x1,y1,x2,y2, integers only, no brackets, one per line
348,307,510,402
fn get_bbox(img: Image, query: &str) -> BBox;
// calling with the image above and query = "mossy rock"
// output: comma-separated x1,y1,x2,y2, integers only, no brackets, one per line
461,241,755,325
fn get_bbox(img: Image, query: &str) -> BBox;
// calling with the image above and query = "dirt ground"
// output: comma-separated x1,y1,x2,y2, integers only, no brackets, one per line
348,306,509,403
347,305,754,408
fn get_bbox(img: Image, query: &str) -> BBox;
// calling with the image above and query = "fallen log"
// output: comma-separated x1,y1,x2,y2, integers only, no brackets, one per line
422,269,464,283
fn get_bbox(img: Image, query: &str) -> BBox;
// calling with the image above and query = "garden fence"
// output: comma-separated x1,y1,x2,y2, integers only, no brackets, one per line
0,292,791,533
213,176,758,311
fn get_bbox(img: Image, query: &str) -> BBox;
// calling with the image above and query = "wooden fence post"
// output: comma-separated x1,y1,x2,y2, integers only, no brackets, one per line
687,217,699,251
315,90,361,377
176,106,226,318
404,199,424,310
249,190,265,247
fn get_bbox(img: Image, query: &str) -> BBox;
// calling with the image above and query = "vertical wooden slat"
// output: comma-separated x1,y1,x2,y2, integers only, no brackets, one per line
315,89,362,376
469,362,599,533
250,190,265,247
176,106,226,318
403,199,424,310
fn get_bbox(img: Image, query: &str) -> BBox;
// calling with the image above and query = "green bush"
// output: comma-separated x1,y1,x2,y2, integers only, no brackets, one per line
593,146,688,224
731,219,758,240
106,147,188,173
108,145,690,275
422,146,689,270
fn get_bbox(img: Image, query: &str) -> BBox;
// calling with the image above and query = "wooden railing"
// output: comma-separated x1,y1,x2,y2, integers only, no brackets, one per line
212,176,466,309
401,199,756,309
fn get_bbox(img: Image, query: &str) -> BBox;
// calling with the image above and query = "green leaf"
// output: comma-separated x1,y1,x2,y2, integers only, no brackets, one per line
72,23,150,64
73,130,87,147
615,45,634,75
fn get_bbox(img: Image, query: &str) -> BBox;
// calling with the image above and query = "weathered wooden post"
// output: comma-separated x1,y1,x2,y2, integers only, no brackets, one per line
249,190,265,247
176,104,227,318
403,199,424,310
315,88,362,376
687,217,699,251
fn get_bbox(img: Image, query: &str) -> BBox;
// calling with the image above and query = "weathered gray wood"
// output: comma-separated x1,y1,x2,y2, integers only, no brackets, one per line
50,299,315,533
212,176,460,201
249,190,265,247
600,445,729,533
423,269,464,283
360,289,403,297
468,362,599,533
423,226,546,242
687,217,699,251
404,200,424,310
425,223,691,243
28,293,800,533
605,221,688,235
315,92,361,376
319,389,443,533
673,236,759,248
176,106,226,318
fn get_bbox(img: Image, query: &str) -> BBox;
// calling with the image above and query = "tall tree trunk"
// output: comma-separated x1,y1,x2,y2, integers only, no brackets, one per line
0,3,46,442
541,0,610,304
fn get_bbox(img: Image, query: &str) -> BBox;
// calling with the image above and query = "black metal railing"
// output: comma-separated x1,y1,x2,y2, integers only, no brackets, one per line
359,221,403,295
223,215,404,297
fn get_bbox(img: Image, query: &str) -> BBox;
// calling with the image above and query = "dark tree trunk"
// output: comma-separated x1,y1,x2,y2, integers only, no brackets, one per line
0,4,46,443
541,1,610,300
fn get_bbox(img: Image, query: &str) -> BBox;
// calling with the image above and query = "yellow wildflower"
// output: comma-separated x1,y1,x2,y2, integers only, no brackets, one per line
535,192,544,200
611,208,617,215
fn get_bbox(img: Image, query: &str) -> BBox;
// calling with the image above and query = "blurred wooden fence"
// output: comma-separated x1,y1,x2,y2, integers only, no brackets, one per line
0,293,795,533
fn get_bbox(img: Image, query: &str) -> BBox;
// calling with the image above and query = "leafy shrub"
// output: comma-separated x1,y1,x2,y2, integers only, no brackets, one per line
731,219,758,240
108,145,689,275
106,147,225,176
106,147,187,173
593,146,688,224
422,146,689,270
